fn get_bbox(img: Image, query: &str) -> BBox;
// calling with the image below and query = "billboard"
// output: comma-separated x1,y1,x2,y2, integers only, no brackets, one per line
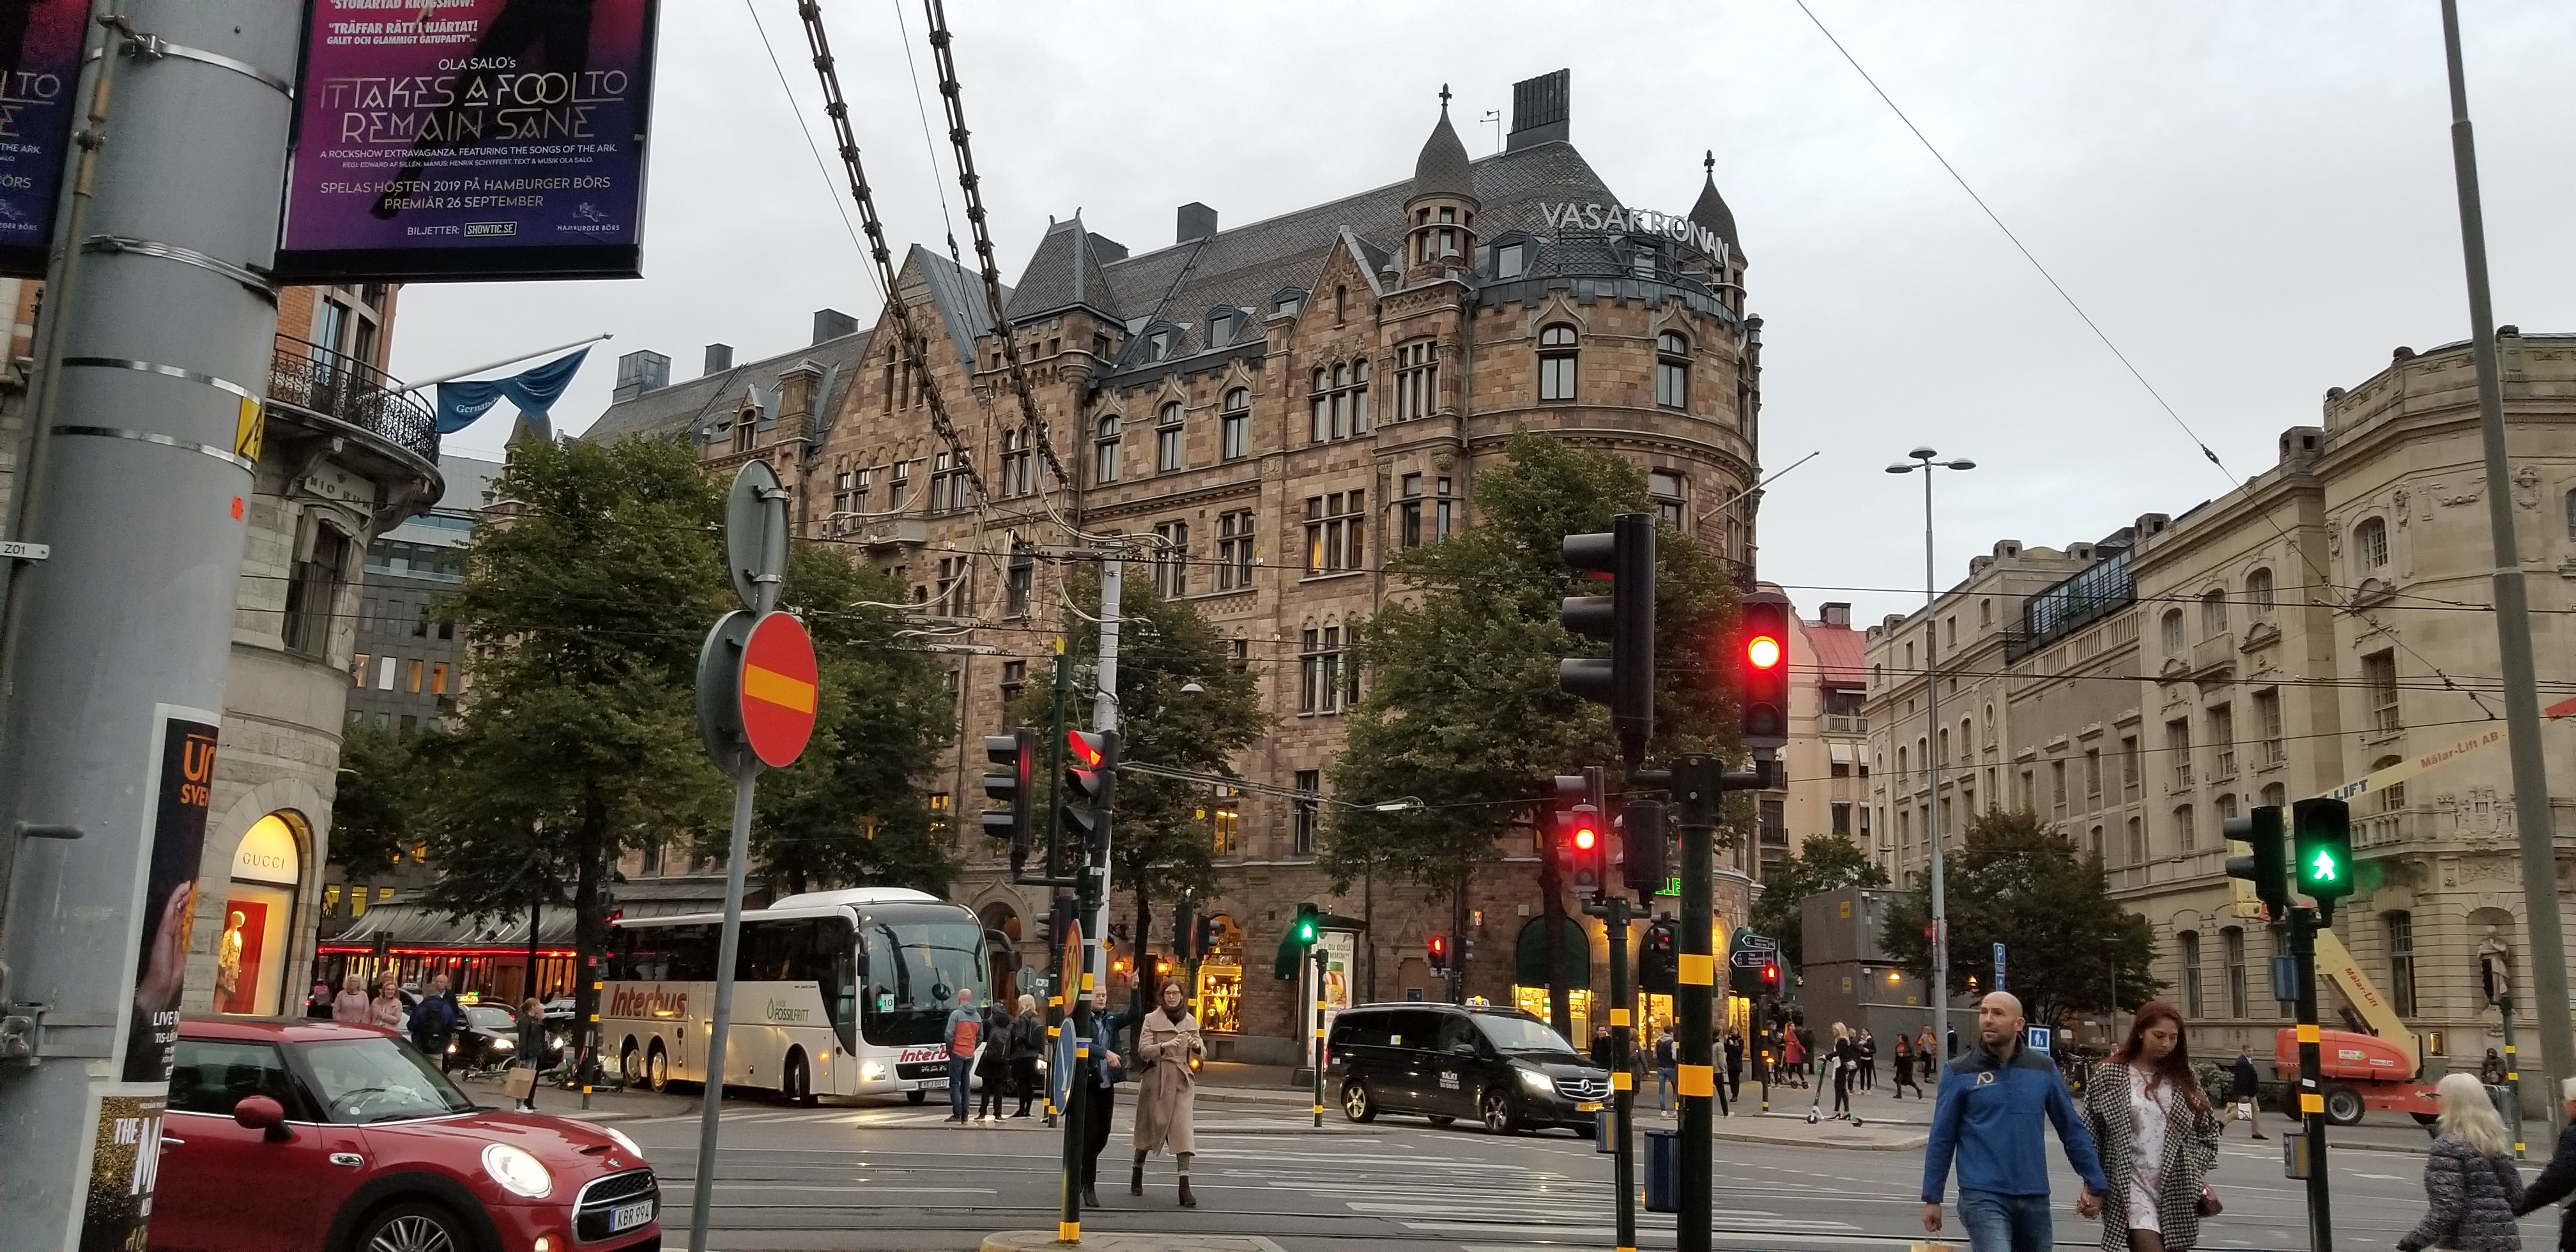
0,1,93,277
273,0,663,281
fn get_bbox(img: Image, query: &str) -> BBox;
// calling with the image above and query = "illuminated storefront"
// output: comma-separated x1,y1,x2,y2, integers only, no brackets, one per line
1512,915,1591,1044
1193,915,1243,1035
318,899,581,1002
216,814,304,1016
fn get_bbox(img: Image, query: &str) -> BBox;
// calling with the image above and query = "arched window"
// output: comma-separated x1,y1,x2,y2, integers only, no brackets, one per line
1330,364,1350,440
1334,285,1347,324
1308,362,1368,443
2386,911,2418,1016
1897,745,1908,778
1538,324,1578,402
1220,388,1250,461
1093,415,1121,484
2247,567,2274,615
1983,703,1996,746
2126,816,2146,864
2161,608,2186,654
2202,588,2228,637
2173,804,2196,851
2354,516,2388,569
1155,402,1185,472
1655,331,1689,408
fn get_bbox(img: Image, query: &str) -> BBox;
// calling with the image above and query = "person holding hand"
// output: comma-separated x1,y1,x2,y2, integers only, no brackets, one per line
2080,1000,2223,1251
1922,992,2107,1252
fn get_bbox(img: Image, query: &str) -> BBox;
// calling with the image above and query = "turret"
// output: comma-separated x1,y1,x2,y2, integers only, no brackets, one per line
1402,86,1479,285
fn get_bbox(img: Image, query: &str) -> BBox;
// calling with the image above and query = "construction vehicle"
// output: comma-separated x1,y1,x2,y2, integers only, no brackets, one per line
2271,925,2440,1126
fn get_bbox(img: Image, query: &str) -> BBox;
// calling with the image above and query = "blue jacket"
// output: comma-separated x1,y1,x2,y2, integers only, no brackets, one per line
408,992,459,1052
1921,1040,2107,1203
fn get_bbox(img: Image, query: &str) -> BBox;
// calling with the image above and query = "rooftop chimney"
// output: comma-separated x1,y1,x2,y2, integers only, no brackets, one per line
1820,602,1851,628
703,343,734,376
1176,202,1218,244
1507,69,1570,152
812,308,859,344
613,349,670,402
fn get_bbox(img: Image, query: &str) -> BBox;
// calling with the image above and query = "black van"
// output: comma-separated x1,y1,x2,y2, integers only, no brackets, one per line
1326,1002,1611,1134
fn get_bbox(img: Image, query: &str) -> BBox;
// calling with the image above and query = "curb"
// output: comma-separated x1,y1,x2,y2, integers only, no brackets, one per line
1710,1126,1929,1152
983,1232,1289,1252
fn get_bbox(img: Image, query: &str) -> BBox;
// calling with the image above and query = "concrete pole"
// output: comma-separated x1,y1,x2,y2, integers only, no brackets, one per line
0,4,303,1246
2438,0,2575,1136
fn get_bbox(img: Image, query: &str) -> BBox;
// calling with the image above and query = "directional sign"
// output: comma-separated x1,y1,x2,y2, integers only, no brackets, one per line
739,611,818,768
1740,934,1777,951
1730,950,1773,969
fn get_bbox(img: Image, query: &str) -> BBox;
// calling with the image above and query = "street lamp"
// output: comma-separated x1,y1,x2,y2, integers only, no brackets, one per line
1887,447,1974,1060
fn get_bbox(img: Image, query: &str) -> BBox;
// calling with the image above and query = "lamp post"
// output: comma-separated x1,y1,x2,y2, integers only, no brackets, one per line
1887,448,1975,1060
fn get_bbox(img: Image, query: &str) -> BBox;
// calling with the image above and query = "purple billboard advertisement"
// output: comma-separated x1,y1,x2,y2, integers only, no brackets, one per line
0,1,93,278
275,0,663,281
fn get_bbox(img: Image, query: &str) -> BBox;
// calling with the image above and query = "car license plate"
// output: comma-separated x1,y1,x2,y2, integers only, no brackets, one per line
609,1200,653,1232
1577,1101,1603,1113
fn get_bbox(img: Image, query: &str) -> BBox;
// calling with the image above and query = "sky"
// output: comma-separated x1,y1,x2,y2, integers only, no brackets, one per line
389,1,2576,627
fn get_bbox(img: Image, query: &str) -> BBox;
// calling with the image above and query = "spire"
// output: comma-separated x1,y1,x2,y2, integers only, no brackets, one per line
1409,88,1477,206
1689,149,1740,262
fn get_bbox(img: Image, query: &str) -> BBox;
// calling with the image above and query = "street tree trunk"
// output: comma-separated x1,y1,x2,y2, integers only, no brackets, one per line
572,789,609,1076
1538,847,1572,1043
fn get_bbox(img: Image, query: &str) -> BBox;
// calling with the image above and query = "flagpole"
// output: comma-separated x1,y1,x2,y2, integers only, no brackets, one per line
404,333,615,391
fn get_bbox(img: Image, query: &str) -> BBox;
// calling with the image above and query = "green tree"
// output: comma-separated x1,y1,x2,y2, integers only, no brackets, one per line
1322,431,1742,1011
328,720,428,876
1879,809,2161,1034
1006,564,1267,1009
1749,832,1889,972
417,438,732,1032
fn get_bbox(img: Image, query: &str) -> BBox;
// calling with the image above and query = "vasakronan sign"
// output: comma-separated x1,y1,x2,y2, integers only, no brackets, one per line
1538,202,1726,261
273,0,665,282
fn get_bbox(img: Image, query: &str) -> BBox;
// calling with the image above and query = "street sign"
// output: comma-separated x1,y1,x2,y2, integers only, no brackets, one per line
2026,1026,2051,1053
739,611,818,768
694,611,755,772
1740,933,1777,951
725,460,788,614
1993,942,2007,992
1729,950,1772,969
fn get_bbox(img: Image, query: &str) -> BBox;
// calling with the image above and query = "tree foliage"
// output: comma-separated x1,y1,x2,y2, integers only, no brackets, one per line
328,719,425,874
1878,809,2161,1032
1749,832,1889,971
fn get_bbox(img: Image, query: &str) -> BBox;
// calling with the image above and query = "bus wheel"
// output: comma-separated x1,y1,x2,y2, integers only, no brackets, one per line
647,1043,670,1093
907,1089,928,1105
783,1050,815,1107
619,1039,641,1087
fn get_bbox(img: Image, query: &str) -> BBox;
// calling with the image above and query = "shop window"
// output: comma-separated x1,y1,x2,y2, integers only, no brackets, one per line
217,814,305,1016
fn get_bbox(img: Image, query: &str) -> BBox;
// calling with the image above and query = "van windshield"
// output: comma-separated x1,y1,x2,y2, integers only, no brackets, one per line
1474,1014,1575,1055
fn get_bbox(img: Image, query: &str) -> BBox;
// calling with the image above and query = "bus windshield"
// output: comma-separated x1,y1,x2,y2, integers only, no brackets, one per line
856,905,987,1048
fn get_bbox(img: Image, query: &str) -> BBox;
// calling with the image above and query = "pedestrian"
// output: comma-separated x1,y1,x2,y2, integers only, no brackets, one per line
942,988,984,1124
367,981,405,1030
1591,1025,1614,1069
307,981,334,1020
512,996,548,1111
2396,1071,2526,1252
2080,1000,2223,1252
2483,1049,2510,1087
1783,1028,1805,1088
1830,1023,1858,1120
1723,1031,1745,1101
408,973,462,1071
1920,1026,1940,1084
1130,979,1204,1207
2228,1043,2267,1140
1860,1029,1878,1091
976,994,1014,1121
1655,1029,1679,1116
1895,1032,1926,1099
331,973,371,1025
2509,1076,2576,1251
1011,994,1045,1118
1077,988,1135,1209
1922,991,2108,1252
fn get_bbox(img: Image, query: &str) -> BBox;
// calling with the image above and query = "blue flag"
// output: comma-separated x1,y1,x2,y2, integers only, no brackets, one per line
433,347,592,436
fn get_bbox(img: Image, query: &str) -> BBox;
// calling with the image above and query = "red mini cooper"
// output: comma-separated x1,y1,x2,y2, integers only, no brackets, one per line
152,1018,660,1252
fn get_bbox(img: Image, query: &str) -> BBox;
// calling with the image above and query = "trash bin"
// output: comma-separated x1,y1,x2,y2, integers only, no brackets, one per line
1644,1128,1678,1213
1595,1105,1616,1154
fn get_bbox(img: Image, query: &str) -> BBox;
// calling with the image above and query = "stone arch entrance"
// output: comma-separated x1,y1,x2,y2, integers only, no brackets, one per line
216,811,308,1016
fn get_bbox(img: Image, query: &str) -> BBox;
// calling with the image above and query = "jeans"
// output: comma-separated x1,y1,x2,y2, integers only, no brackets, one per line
947,1056,972,1120
1657,1067,1677,1110
1956,1187,2052,1252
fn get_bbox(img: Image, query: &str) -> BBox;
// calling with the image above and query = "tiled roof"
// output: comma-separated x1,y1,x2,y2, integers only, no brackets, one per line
1689,158,1741,263
908,243,1007,369
1807,622,1867,688
1411,105,1477,203
1005,218,1123,323
581,328,873,445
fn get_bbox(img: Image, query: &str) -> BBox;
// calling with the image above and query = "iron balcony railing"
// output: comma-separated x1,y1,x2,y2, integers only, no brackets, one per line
268,335,439,462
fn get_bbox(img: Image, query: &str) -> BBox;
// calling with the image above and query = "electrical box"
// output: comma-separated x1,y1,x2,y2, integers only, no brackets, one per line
2283,1129,2310,1179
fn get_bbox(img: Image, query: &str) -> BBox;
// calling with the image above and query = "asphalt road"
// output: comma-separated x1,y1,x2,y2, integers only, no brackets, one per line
599,1083,2570,1252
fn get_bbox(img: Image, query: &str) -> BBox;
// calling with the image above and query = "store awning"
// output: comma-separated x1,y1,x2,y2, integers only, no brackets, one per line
323,901,582,950
1514,915,1589,988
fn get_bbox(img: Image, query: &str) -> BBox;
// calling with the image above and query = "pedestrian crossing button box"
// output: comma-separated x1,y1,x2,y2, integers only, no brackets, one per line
2281,1127,2310,1179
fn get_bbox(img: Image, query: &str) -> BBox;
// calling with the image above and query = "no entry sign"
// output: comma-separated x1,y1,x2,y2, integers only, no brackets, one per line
738,611,817,768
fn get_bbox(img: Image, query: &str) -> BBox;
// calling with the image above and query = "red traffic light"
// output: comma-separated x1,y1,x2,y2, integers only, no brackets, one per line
1746,634,1783,669
1763,963,1777,982
1572,823,1598,851
1066,728,1105,768
1429,935,1446,956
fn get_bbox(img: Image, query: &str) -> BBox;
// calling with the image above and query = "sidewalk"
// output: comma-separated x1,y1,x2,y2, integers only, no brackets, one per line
983,1235,1284,1252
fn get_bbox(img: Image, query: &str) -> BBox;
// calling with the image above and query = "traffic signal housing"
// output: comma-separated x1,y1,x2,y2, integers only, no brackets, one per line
1639,919,1678,995
1062,728,1119,857
1275,903,1322,979
1736,589,1791,752
1620,800,1666,895
2223,804,2288,917
2292,797,2354,910
1555,804,1606,896
1428,933,1450,972
1172,897,1197,963
1560,512,1657,767
983,728,1037,874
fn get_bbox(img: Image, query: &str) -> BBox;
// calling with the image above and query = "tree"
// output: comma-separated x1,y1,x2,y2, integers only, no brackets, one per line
1879,809,2160,1034
1322,432,1742,1009
416,438,732,1035
1749,832,1889,972
328,719,428,876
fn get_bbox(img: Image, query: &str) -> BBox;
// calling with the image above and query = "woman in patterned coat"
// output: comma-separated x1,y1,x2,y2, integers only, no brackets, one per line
2080,1001,2223,1251
2398,1071,2526,1252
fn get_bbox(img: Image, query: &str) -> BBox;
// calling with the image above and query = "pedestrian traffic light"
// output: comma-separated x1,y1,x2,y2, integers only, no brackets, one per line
1276,903,1322,979
1620,800,1666,894
1062,727,1119,857
1291,903,1319,946
1761,960,1781,995
2223,804,2289,917
1639,920,1678,995
1736,589,1791,752
1194,915,1217,962
1172,897,1197,962
1560,512,1657,768
1428,934,1449,972
2292,797,2354,910
983,728,1037,874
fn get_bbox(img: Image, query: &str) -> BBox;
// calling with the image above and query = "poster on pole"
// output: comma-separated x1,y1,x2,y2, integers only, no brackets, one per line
72,1086,167,1252
273,0,665,282
122,714,220,1084
0,0,90,277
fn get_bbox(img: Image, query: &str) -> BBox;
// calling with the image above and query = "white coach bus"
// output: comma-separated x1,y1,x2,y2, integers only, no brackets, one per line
602,887,991,1103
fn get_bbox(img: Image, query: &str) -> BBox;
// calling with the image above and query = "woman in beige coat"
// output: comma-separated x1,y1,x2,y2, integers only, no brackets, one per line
1130,979,1205,1206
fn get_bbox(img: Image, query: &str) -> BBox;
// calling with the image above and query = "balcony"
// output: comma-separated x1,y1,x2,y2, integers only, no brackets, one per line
1822,714,1868,735
266,336,439,464
2189,632,2235,680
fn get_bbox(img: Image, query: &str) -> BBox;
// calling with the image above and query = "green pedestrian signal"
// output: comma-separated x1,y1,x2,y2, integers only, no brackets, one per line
2291,797,2354,905
2307,848,2340,883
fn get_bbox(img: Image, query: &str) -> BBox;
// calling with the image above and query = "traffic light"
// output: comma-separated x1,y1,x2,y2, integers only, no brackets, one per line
1276,902,1321,979
1291,903,1319,946
2292,797,2354,909
1639,919,1678,995
983,728,1036,874
1736,588,1791,752
1560,512,1657,767
1761,959,1781,996
1620,799,1666,894
1062,728,1119,857
1555,803,1605,896
1428,933,1450,973
1194,915,1217,962
1037,894,1076,949
2223,804,2288,917
1172,897,1197,962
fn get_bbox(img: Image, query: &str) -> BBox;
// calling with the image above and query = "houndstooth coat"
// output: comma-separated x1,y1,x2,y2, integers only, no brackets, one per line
2080,1062,2224,1250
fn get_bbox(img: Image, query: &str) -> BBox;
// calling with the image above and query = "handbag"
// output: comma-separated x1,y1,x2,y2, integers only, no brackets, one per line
2196,1183,2223,1218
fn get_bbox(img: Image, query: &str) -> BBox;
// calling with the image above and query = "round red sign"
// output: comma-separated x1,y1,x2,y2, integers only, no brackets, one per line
737,611,818,768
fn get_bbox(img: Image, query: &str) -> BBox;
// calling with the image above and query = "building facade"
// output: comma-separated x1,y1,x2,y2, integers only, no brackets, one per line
585,72,1768,1058
1862,332,2576,1067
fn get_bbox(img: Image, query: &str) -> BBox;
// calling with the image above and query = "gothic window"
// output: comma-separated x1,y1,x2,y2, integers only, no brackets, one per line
1538,324,1577,402
1156,402,1185,473
1220,388,1250,461
1309,362,1368,443
1094,415,1121,484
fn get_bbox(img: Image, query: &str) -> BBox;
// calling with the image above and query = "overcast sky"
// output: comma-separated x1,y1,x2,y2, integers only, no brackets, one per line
390,1,2576,627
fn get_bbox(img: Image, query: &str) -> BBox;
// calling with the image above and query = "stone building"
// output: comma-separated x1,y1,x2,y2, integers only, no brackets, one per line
1862,331,2576,1067
1770,597,1870,877
585,71,1767,1058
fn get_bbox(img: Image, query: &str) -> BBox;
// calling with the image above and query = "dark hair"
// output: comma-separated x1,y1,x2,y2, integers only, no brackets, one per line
2111,1000,2205,1107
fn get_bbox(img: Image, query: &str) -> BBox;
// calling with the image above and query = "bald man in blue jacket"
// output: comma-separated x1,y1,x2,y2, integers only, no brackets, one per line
1922,993,2106,1252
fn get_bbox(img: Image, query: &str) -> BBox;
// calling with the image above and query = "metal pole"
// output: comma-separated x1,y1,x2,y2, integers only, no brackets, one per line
1087,558,1119,1002
1607,892,1636,1252
0,5,303,1245
1060,991,1089,1239
1312,945,1327,1127
2501,997,2525,1157
1673,754,1721,1252
2438,0,2575,1134
2292,908,2334,1250
1921,462,1950,1065
688,769,758,1252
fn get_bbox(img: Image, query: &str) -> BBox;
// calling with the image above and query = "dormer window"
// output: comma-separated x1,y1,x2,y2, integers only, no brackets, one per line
1632,244,1658,279
1147,329,1174,362
1496,241,1526,279
1208,311,1238,346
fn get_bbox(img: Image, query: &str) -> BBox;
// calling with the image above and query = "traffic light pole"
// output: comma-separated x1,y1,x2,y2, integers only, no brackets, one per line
1311,945,1328,1128
2289,906,2333,1252
1651,752,1770,1252
1602,891,1636,1252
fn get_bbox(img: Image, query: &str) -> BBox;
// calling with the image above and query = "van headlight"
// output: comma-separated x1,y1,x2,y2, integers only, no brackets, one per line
480,1143,553,1198
1517,1067,1556,1094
